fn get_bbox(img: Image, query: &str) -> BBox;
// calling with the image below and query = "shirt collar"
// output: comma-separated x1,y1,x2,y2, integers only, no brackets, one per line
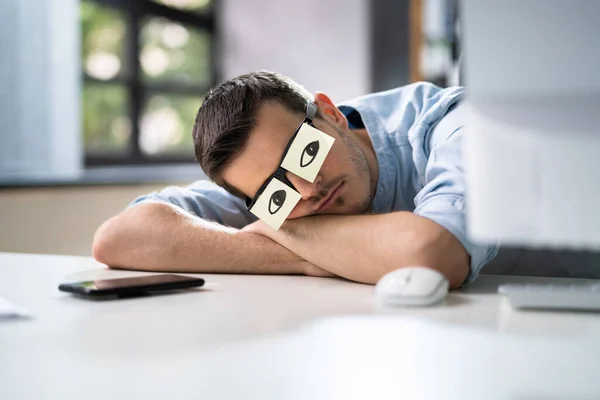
339,104,395,214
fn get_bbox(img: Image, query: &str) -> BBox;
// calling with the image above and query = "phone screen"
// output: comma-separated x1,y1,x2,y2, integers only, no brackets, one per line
80,274,198,290
59,274,205,296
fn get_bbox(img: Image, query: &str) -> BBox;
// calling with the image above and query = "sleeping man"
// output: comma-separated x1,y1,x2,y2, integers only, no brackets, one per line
92,71,498,288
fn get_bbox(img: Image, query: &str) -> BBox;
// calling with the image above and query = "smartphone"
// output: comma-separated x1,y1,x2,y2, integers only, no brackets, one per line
58,274,205,298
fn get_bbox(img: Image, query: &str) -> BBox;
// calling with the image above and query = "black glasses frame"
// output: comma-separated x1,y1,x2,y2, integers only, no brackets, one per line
245,102,317,210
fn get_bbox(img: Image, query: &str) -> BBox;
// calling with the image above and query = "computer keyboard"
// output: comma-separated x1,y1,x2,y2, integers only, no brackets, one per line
498,283,600,311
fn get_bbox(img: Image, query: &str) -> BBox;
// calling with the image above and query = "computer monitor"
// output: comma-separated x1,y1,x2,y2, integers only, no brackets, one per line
461,0,600,249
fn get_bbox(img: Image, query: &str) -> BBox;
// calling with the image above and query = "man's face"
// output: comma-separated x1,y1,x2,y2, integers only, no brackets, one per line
222,96,373,221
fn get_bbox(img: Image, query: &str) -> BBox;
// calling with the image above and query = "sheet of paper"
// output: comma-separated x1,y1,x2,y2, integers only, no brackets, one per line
0,296,30,320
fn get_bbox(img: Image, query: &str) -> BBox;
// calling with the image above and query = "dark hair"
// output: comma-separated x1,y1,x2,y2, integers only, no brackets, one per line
193,71,315,198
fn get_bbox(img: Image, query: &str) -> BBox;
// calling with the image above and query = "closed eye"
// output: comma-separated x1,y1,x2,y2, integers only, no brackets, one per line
300,140,320,168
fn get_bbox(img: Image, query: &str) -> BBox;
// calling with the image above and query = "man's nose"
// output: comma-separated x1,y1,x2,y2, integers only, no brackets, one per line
285,172,322,200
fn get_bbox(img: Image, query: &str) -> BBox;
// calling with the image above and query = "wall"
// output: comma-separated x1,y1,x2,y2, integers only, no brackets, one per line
0,184,184,256
220,0,370,102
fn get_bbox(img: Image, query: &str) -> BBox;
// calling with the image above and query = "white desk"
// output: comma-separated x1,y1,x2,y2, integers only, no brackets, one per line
1,252,600,399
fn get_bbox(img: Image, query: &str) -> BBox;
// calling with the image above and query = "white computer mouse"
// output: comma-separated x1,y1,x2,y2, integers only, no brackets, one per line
375,266,449,306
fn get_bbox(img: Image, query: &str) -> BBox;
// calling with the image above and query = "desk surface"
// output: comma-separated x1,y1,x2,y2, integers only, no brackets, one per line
1,252,599,399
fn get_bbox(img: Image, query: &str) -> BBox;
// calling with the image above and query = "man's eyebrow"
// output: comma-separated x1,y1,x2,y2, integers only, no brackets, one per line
222,181,248,199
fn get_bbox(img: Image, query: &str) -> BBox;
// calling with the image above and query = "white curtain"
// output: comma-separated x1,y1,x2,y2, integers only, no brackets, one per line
0,0,82,182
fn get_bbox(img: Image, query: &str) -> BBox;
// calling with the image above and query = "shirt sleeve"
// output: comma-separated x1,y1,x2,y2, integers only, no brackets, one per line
129,180,257,229
412,124,499,284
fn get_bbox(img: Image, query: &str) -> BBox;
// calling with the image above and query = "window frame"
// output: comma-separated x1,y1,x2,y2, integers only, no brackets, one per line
82,0,218,166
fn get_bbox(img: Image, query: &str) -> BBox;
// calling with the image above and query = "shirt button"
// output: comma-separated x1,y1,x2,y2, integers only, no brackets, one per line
453,198,464,211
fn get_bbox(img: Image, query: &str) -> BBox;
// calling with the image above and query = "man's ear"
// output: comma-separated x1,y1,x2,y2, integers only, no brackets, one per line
313,92,348,129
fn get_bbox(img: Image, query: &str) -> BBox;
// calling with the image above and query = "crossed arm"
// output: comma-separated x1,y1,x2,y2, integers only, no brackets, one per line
241,212,468,287
92,202,469,288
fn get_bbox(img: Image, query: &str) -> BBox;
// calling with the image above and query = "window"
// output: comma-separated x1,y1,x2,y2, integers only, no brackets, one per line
80,0,216,166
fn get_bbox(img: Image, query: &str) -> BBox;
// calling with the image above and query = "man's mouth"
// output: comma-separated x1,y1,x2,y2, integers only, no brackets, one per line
315,181,344,212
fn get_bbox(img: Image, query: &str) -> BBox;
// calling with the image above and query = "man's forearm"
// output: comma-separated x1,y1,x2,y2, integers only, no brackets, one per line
264,212,469,287
92,202,312,275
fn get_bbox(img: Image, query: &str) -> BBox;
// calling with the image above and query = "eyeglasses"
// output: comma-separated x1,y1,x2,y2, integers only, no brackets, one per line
245,101,335,230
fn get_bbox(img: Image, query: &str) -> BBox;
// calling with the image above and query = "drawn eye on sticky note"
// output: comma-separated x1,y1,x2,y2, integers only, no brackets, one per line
280,123,335,183
248,177,302,230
